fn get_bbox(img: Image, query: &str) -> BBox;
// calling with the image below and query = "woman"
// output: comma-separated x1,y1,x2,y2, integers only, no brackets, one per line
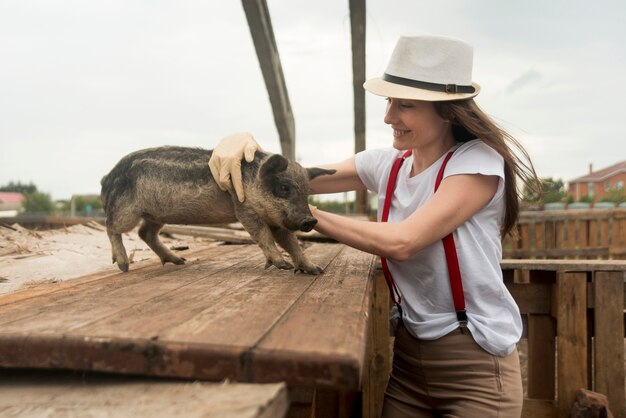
209,35,538,418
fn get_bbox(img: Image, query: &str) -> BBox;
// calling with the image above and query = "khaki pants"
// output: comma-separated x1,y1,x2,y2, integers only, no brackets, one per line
381,323,523,418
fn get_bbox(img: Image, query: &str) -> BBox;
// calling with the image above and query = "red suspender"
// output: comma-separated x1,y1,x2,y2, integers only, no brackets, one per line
380,150,412,307
380,150,467,323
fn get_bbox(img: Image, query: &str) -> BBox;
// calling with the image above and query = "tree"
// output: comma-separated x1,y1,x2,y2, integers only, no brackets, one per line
0,181,37,195
600,187,626,204
522,177,567,204
23,191,54,213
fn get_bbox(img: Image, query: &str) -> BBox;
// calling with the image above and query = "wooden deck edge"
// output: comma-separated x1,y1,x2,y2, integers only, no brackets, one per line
0,333,245,382
249,348,362,390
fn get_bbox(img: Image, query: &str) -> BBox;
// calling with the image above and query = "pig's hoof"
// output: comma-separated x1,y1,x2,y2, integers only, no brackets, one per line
162,257,186,266
117,263,129,272
295,265,324,275
265,259,294,270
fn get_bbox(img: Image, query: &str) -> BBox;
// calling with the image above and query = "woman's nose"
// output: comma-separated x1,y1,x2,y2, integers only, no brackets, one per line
383,104,396,125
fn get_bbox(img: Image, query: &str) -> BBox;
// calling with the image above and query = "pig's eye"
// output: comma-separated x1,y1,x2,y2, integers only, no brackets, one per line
276,183,291,198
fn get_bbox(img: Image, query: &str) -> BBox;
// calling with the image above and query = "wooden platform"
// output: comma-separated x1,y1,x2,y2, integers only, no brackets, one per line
0,369,288,418
0,243,376,391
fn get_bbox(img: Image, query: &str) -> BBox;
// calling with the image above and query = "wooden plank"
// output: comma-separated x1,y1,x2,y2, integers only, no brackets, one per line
362,269,391,418
535,220,545,256
556,272,588,418
593,271,625,418
506,248,610,259
521,398,556,418
241,0,295,160
0,370,288,418
526,314,556,399
0,243,374,389
154,244,342,346
521,222,531,255
555,221,565,257
507,282,552,314
0,245,263,333
567,219,577,253
251,246,376,389
501,259,626,272
611,214,626,259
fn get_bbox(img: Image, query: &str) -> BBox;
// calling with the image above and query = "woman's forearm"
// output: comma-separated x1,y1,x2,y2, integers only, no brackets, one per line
311,208,414,261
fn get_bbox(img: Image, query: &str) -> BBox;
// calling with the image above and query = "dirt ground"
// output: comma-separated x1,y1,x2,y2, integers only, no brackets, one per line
0,222,217,296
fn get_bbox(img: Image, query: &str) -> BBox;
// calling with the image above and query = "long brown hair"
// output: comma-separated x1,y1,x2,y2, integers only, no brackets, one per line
434,99,539,237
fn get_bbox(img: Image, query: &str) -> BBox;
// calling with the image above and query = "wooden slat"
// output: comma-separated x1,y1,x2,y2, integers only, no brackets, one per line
0,245,263,333
251,245,376,389
0,370,288,418
521,398,556,418
362,269,391,418
501,259,626,272
505,248,610,259
593,271,625,418
241,0,295,160
0,243,375,390
526,314,556,399
507,282,552,314
556,272,588,418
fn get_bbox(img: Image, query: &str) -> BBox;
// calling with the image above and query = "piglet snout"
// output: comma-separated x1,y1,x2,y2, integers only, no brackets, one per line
299,217,318,232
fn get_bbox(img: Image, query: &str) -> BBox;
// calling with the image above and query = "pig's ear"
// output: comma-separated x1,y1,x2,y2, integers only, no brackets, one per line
307,167,337,180
260,154,289,178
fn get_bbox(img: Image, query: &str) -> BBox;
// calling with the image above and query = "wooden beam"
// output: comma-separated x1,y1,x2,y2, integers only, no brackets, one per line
241,0,295,160
593,271,625,418
349,0,367,214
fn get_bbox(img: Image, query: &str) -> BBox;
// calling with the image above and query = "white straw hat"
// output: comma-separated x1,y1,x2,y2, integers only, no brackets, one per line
364,35,480,101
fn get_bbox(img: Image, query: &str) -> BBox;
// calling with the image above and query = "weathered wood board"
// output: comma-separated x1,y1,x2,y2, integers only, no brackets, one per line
0,243,377,390
0,370,288,418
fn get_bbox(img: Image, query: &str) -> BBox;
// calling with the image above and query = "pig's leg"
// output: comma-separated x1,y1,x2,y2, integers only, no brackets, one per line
105,213,141,272
237,213,293,270
271,229,323,275
138,219,186,266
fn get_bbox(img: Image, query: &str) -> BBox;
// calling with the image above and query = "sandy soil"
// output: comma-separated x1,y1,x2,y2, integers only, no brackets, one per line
0,223,214,295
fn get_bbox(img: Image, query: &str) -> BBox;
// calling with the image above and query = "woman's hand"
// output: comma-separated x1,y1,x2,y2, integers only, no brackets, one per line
208,132,260,202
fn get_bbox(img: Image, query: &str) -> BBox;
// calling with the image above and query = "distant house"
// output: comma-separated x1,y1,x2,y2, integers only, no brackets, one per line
568,161,626,202
0,192,25,216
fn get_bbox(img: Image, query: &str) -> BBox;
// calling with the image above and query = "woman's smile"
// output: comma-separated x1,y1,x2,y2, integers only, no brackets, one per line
393,128,411,138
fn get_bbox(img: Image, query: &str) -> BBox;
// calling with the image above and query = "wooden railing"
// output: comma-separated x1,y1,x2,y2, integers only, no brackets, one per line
503,208,626,260
365,259,625,418
502,259,625,418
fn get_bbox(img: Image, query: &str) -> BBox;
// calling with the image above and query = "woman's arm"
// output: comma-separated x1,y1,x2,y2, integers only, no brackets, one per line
309,156,366,194
312,173,499,261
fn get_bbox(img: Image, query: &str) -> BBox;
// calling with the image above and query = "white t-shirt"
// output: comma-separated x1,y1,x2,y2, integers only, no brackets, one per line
355,139,522,356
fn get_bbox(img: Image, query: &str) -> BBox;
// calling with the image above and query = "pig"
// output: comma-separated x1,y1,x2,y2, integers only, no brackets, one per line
100,146,335,274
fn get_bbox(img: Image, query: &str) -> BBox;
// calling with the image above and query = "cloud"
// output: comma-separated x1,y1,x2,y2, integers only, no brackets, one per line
505,70,542,95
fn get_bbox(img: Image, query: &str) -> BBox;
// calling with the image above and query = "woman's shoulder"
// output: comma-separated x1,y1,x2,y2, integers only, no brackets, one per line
447,139,504,177
454,139,502,161
356,147,403,167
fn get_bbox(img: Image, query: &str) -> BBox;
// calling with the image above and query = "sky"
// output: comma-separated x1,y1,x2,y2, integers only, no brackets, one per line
1,0,625,201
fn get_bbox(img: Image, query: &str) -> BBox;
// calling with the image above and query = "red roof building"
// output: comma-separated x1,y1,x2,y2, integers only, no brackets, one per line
568,161,626,202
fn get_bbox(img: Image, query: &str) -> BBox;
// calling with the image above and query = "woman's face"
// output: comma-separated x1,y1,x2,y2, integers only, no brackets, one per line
383,98,453,150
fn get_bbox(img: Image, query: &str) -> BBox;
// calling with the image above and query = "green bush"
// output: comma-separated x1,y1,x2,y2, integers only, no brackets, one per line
23,192,54,213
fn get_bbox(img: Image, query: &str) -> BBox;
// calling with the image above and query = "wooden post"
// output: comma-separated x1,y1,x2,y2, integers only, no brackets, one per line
363,269,391,418
556,272,588,418
241,0,296,160
593,271,625,418
349,0,367,215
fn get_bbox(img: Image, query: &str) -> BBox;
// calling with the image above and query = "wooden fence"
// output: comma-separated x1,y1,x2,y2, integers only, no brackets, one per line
365,260,625,418
502,260,625,418
503,208,626,260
